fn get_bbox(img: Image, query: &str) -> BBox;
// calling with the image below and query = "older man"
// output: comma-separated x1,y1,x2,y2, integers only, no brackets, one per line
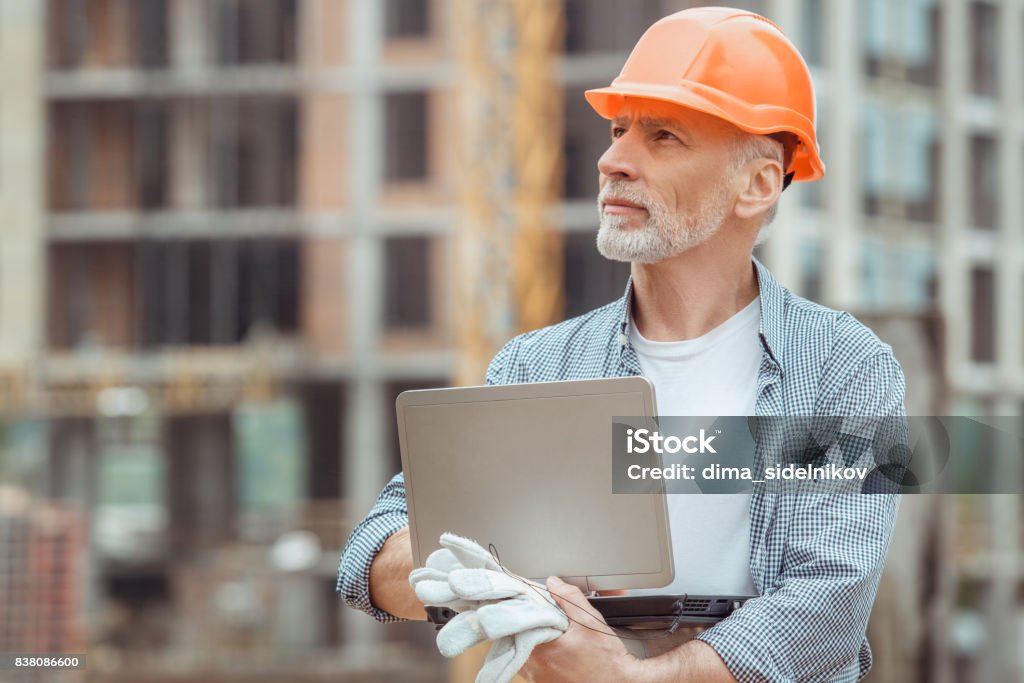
339,8,902,682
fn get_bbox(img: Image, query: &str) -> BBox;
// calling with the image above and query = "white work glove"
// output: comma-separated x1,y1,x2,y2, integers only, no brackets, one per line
409,533,569,683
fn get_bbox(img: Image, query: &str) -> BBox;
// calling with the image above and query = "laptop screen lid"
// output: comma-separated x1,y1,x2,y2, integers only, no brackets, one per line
397,377,673,592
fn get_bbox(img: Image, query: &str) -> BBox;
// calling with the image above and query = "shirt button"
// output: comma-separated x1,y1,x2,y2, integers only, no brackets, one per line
618,333,628,347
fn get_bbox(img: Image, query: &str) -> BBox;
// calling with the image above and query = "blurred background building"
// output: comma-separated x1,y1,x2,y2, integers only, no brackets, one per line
0,0,1020,681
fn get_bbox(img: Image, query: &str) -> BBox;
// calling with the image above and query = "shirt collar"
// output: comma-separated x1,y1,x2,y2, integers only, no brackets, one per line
613,255,785,374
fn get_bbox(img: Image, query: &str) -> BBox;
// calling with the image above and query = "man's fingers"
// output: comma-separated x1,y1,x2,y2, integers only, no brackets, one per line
545,576,608,627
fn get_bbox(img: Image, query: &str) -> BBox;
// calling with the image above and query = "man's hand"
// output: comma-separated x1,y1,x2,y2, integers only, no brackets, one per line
520,577,738,683
368,526,427,620
521,577,639,683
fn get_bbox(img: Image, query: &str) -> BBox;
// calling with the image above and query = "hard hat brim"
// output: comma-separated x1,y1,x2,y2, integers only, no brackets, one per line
585,82,825,182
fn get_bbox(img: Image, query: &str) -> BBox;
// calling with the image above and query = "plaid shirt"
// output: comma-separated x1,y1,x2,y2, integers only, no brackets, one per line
337,257,903,683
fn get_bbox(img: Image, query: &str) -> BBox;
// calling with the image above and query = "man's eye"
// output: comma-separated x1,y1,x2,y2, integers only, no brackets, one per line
656,130,678,141
611,127,626,138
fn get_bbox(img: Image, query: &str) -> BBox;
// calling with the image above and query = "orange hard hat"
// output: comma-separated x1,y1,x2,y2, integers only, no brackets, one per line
585,7,825,183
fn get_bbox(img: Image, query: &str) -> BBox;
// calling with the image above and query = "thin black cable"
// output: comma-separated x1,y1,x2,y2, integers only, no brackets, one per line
486,544,693,642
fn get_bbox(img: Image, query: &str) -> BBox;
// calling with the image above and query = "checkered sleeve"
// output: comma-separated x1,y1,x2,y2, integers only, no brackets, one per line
335,472,411,622
697,350,905,682
335,339,516,621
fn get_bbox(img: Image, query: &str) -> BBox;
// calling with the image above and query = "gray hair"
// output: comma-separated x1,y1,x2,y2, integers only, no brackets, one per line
729,132,789,245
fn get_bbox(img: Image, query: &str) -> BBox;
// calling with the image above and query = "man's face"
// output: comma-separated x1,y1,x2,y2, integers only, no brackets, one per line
596,100,740,264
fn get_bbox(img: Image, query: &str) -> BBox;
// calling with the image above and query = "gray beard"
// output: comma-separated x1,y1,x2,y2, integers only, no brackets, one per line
596,182,730,264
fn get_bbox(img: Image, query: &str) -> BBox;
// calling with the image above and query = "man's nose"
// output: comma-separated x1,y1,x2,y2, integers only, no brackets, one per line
597,134,640,180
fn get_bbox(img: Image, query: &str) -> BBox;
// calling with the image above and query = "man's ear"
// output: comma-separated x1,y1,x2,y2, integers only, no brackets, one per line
734,159,783,220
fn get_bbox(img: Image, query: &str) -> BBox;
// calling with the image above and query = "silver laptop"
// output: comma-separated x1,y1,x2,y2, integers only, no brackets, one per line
396,377,674,592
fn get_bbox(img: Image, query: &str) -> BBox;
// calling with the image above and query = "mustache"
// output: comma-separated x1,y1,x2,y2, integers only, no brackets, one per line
598,182,655,212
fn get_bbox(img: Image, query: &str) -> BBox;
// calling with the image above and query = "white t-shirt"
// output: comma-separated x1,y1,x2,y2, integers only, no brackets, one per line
628,296,761,596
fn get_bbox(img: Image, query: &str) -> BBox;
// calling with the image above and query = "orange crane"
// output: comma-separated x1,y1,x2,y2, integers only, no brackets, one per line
451,1,564,681
453,0,564,387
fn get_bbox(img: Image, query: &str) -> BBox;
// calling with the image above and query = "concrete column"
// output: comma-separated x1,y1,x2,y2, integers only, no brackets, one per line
169,1,210,211
169,0,209,70
759,0,801,289
985,394,1022,682
170,100,209,210
166,414,235,552
274,574,327,649
996,0,1022,391
938,0,969,391
341,0,387,661
46,420,100,613
986,2,1024,673
821,0,859,309
0,0,46,364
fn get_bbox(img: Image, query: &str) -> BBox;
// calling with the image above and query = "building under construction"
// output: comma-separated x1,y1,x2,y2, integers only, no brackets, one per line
0,1,1021,681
